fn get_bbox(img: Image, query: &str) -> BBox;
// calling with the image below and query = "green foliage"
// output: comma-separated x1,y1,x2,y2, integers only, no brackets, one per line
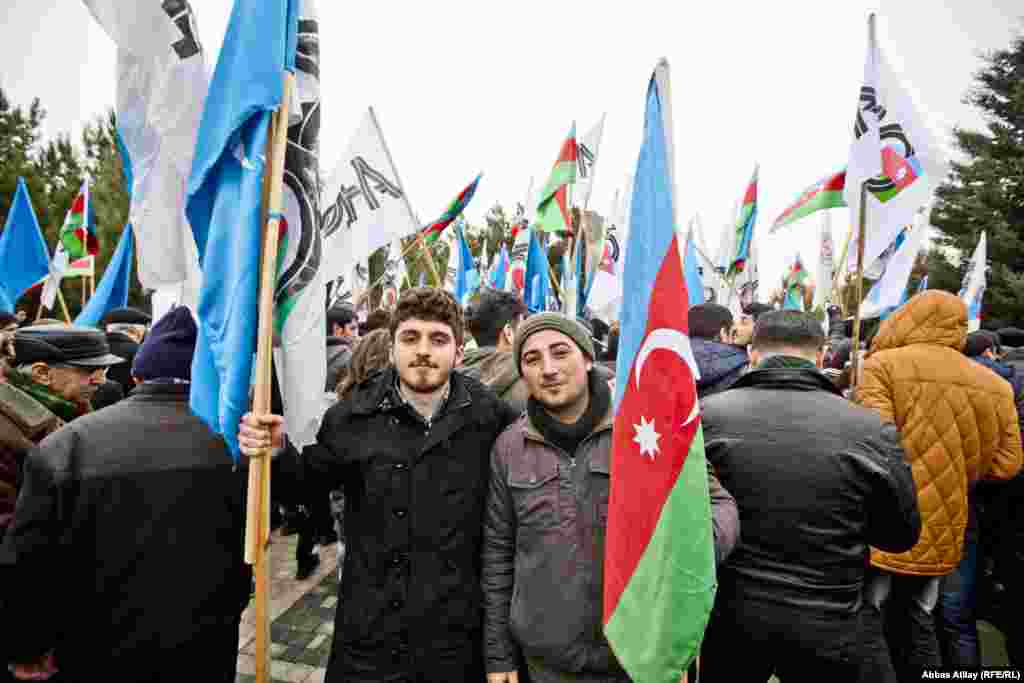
0,90,143,321
930,33,1024,324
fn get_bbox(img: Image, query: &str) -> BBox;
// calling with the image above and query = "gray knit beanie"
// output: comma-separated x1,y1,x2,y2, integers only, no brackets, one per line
514,312,596,376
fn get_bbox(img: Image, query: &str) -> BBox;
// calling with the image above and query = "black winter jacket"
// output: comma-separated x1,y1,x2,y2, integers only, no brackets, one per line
0,383,250,681
277,367,518,682
702,368,920,615
691,338,748,399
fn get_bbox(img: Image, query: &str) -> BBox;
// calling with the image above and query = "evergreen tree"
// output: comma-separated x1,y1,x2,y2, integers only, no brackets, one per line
930,33,1024,324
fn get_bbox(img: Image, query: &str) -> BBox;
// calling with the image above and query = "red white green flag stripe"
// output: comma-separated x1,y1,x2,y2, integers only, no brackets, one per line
421,173,482,245
727,164,758,278
769,169,847,233
535,123,578,233
58,181,98,260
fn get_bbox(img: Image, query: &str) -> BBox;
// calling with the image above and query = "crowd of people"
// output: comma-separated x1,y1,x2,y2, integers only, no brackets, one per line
0,286,1021,682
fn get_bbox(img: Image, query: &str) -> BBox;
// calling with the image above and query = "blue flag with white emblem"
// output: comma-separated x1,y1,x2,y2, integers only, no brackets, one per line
186,0,298,459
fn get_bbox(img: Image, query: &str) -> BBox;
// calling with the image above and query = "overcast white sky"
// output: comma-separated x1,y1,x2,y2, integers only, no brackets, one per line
2,0,1021,293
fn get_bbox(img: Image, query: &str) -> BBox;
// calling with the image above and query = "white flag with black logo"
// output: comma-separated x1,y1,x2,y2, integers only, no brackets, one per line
575,114,606,210
83,0,209,291
321,107,420,290
845,14,946,275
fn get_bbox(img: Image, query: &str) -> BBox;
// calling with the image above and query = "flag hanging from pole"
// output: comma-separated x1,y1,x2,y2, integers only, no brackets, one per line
273,0,325,449
74,225,135,327
604,59,715,682
728,165,758,277
860,217,928,320
523,228,549,313
421,174,482,245
536,124,578,234
41,181,92,310
770,169,847,233
960,231,987,333
844,14,946,275
683,220,706,308
186,0,298,459
575,114,606,210
0,178,51,310
82,0,209,291
321,107,421,299
782,253,809,311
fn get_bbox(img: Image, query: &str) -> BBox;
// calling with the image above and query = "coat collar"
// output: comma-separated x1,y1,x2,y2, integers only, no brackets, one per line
350,366,473,418
732,367,842,396
128,382,190,401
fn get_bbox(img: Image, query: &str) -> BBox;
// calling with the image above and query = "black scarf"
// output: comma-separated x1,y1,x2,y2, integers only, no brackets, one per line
528,370,610,457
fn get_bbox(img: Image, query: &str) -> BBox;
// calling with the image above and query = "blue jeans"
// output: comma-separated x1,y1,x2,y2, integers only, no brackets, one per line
937,536,980,668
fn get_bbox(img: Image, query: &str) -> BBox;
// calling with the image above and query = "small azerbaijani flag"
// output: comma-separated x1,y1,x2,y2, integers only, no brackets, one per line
769,169,847,233
783,253,809,311
421,173,482,245
605,58,715,682
59,181,99,260
535,123,578,234
727,164,758,277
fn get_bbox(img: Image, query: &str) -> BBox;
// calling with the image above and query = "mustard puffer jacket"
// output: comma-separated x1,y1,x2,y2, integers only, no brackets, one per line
856,291,1023,576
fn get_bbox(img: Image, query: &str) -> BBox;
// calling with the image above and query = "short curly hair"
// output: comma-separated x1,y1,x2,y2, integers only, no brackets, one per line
390,287,465,346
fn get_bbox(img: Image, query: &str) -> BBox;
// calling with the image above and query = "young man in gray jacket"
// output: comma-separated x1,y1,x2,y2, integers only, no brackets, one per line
482,313,739,683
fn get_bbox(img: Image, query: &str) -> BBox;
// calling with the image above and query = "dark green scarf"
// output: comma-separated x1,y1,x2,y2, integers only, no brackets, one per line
528,370,611,457
756,355,819,371
6,369,88,423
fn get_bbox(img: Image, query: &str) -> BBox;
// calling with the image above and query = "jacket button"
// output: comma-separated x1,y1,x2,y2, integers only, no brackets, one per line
392,553,405,566
394,508,407,518
390,598,403,610
394,462,407,471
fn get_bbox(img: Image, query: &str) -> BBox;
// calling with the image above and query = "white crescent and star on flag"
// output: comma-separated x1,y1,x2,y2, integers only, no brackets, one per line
629,327,701,462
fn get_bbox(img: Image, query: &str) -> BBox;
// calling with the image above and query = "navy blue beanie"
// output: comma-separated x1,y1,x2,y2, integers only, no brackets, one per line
131,307,197,381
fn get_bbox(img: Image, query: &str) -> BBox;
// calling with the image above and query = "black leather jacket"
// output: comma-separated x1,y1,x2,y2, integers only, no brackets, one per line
702,367,920,614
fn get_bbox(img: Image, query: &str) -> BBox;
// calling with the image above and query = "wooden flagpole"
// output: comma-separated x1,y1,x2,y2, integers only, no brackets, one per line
417,229,444,286
245,71,294,683
56,287,72,324
849,181,868,392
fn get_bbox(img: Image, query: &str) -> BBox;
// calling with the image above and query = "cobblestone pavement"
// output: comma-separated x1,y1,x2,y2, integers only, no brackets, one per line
235,531,340,683
236,532,1010,682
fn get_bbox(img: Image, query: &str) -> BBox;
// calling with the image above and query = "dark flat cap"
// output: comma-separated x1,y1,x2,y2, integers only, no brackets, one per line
997,327,1024,349
100,307,152,326
14,325,125,367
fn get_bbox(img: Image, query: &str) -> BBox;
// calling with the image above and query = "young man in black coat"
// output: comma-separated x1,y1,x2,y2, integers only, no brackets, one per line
699,310,921,683
1,308,250,682
241,288,519,683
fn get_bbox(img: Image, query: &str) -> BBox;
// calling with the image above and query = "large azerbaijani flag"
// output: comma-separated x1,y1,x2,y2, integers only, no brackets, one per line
535,123,578,233
727,164,758,277
421,173,482,245
59,181,99,260
605,59,716,682
769,169,847,233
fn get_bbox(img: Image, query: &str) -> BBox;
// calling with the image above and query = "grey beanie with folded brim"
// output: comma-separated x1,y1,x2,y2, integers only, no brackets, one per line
514,312,596,376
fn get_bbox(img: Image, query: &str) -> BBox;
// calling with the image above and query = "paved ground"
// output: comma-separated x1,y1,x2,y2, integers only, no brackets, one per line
235,532,1010,682
235,531,340,683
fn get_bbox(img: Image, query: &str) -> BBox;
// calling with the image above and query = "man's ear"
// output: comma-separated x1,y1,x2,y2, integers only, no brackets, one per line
454,343,465,367
816,349,825,369
29,362,52,386
748,348,761,368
